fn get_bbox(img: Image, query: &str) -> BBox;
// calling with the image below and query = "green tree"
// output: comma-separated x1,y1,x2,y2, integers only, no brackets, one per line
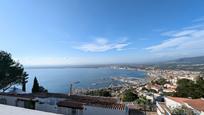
174,78,204,98
98,90,111,97
156,78,167,85
32,77,40,93
135,96,152,112
39,86,48,93
85,89,111,97
172,107,187,115
32,77,48,93
122,89,138,102
0,51,28,92
174,79,194,98
22,72,28,92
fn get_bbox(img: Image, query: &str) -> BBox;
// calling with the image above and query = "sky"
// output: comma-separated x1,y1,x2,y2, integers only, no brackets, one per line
0,0,204,66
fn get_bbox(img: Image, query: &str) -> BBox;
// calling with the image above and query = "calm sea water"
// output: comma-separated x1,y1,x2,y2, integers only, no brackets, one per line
25,67,146,93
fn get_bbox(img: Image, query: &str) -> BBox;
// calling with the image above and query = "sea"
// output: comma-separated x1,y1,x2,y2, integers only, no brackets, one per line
24,67,146,93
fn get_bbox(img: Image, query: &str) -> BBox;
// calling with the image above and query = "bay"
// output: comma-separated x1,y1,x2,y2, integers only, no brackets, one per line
25,67,146,93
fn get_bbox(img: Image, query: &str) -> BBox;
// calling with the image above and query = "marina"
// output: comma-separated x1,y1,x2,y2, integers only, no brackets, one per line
25,67,147,93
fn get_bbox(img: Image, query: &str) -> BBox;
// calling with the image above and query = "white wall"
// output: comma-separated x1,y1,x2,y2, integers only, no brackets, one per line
156,102,165,115
0,95,17,106
57,107,83,115
157,108,163,115
35,97,64,113
16,100,25,108
165,97,182,110
83,105,127,115
0,95,127,115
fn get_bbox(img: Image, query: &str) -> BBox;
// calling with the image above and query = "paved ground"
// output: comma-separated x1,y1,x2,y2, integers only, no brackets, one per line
0,104,60,115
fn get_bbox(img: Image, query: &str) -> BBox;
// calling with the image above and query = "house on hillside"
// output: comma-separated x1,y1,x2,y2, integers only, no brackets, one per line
156,96,204,115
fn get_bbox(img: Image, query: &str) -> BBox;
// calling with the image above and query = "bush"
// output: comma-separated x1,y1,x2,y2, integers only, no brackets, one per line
122,89,138,102
174,78,204,98
86,89,111,97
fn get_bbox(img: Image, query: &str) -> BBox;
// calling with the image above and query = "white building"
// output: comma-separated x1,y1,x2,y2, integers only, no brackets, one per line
156,96,204,115
0,92,127,115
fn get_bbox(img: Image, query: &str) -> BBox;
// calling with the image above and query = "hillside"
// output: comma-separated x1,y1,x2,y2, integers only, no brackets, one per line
168,56,204,64
152,56,204,71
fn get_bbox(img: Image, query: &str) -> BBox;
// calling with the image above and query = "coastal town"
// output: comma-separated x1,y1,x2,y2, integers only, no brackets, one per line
70,65,204,115
1,0,204,115
1,61,204,115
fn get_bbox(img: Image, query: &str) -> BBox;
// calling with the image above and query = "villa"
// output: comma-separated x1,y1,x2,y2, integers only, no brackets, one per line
156,96,204,115
0,92,127,115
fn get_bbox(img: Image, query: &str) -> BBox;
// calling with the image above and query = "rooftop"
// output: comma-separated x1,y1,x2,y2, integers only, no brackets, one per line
185,99,204,112
167,96,191,103
166,97,204,112
0,92,125,110
57,100,84,109
0,92,117,104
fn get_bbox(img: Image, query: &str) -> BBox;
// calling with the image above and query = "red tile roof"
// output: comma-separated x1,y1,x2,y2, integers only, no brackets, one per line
185,99,204,112
167,97,204,112
88,103,125,110
167,96,191,103
57,99,125,110
0,92,125,110
57,100,84,109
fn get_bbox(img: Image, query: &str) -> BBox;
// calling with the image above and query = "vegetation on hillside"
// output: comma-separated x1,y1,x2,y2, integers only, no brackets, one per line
85,89,111,97
152,78,168,85
122,89,138,102
162,78,204,98
173,78,204,98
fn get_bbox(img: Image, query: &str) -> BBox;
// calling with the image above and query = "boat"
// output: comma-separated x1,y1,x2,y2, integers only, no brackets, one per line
91,83,97,86
73,81,80,84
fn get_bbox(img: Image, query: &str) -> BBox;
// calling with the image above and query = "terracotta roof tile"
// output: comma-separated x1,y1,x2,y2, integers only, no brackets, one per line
57,100,84,109
184,99,204,112
0,92,125,110
167,96,191,103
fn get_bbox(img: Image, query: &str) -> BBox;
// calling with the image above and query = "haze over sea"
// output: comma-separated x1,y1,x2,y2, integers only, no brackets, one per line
25,67,146,93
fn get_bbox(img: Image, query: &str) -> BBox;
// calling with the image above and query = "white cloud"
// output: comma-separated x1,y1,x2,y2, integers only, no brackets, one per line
193,16,204,22
172,30,197,37
75,38,129,52
146,24,204,58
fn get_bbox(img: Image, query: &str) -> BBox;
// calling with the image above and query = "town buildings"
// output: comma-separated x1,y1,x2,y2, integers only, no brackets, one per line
146,69,200,86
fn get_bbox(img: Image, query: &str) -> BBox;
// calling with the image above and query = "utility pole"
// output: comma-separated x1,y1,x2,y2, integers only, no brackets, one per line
69,83,73,96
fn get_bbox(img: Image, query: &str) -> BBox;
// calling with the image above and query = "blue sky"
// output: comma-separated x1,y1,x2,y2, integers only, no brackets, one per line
0,0,204,65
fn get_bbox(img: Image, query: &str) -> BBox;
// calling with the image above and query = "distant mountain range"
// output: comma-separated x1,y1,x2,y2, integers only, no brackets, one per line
25,56,204,71
166,56,204,64
152,56,204,71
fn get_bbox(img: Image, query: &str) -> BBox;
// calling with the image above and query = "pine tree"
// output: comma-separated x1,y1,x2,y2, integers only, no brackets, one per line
22,72,28,92
0,51,28,92
32,77,40,93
